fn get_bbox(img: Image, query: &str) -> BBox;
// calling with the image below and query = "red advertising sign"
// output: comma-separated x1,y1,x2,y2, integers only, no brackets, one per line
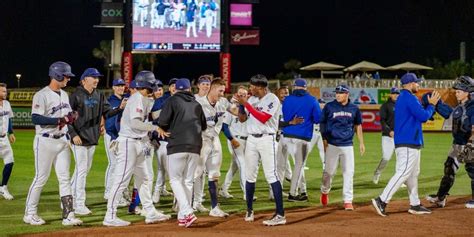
220,53,231,93
361,109,381,131
230,29,260,45
122,52,133,85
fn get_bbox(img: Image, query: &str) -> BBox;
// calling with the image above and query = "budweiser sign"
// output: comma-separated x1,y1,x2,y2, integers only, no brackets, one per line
230,29,260,45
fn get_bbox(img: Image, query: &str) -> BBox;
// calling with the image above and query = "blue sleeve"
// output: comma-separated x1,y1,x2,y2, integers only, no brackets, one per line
222,123,233,141
320,106,328,139
32,113,59,125
8,118,13,134
312,98,321,124
407,96,435,122
354,107,362,125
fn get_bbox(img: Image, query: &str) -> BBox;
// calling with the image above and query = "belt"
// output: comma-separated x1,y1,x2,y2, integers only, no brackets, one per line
235,135,248,140
250,133,275,138
42,133,65,139
125,137,142,140
0,134,6,138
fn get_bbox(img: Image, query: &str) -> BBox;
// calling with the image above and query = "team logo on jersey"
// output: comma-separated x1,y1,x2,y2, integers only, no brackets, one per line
333,111,352,118
256,106,263,111
268,102,274,110
51,103,70,115
0,111,9,117
84,98,98,108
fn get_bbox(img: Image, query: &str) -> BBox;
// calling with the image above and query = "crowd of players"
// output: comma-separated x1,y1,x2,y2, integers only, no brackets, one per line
0,62,473,228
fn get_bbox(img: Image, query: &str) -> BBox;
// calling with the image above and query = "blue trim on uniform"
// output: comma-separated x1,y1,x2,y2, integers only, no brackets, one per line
31,113,59,125
8,118,13,134
104,135,112,195
222,123,233,141
72,145,78,203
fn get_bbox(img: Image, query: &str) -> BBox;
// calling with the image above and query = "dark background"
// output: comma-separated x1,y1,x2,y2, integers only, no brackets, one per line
1,0,473,87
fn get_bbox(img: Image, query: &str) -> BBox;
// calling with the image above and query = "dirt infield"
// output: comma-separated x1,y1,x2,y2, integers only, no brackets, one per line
22,196,474,237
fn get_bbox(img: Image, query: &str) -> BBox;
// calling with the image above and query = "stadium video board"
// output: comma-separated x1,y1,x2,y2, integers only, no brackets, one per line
132,0,221,52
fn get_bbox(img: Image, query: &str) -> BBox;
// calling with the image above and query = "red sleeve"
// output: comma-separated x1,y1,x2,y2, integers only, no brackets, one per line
244,102,272,124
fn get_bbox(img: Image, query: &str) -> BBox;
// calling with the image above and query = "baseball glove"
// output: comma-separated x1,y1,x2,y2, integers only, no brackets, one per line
459,141,474,163
59,111,79,129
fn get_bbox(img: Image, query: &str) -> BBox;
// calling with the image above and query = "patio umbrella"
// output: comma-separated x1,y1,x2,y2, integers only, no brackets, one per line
300,61,345,71
344,61,385,72
386,61,433,71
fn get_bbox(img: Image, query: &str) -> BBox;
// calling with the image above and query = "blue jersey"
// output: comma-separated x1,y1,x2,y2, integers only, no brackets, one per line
186,3,197,22
394,89,434,148
282,90,321,141
105,94,123,140
151,91,171,113
320,100,362,146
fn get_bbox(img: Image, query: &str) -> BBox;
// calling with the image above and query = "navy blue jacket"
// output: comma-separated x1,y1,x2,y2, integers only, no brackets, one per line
320,100,362,146
152,91,171,113
394,89,435,148
282,90,321,141
105,94,123,140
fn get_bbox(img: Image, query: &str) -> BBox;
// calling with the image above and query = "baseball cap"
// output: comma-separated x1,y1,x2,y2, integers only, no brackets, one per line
129,80,138,89
80,68,103,80
112,78,126,86
176,78,191,90
169,78,178,86
401,73,422,85
390,87,400,94
197,74,212,84
156,79,164,87
293,78,307,87
334,84,350,93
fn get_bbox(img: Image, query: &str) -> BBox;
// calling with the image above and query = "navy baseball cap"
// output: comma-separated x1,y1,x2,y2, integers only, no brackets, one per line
197,74,212,84
112,78,126,86
293,78,307,87
401,73,422,85
156,79,164,87
390,87,400,94
176,78,191,90
129,80,138,89
80,68,103,80
169,78,178,86
334,84,350,93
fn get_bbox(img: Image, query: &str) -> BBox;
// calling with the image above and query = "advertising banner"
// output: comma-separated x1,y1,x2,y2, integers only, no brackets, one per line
320,88,378,104
220,53,231,93
230,29,260,45
230,3,253,26
12,107,33,128
361,109,381,131
122,52,133,85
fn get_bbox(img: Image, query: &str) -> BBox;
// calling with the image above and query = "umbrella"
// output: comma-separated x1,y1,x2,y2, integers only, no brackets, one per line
386,61,433,71
300,61,345,71
344,61,385,72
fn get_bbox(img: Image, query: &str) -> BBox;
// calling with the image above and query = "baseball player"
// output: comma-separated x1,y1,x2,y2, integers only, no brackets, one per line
185,0,198,38
193,79,230,217
138,0,150,27
103,71,170,226
195,74,212,100
320,84,365,211
151,79,177,204
426,76,474,209
103,79,129,205
309,99,326,170
220,86,249,199
372,87,400,184
69,68,125,215
0,83,15,200
234,74,286,226
372,73,440,216
281,78,321,202
158,78,207,227
24,61,82,226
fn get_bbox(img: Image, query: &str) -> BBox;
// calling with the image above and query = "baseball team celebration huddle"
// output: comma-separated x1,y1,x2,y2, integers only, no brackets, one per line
2,61,474,229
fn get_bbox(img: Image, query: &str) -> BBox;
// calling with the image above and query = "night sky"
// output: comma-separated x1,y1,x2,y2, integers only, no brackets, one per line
1,0,474,87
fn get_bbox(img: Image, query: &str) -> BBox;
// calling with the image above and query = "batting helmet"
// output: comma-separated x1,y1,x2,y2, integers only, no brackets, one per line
453,76,474,93
135,70,158,91
49,61,75,81
249,74,268,88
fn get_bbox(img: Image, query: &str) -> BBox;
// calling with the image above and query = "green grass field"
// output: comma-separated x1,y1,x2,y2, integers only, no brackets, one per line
0,131,470,236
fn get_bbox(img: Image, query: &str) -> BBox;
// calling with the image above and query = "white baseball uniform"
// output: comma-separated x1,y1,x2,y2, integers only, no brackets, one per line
0,100,14,165
25,87,73,216
221,111,248,195
104,92,161,221
193,96,228,206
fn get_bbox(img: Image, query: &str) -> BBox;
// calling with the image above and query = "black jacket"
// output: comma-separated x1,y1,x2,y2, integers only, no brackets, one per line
68,86,121,146
380,98,395,137
158,91,207,155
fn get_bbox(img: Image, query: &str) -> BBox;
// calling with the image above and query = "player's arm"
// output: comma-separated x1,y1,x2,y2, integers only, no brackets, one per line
408,91,440,122
102,94,123,119
355,108,365,156
319,106,329,151
31,93,67,125
312,97,322,124
8,117,15,143
379,103,391,135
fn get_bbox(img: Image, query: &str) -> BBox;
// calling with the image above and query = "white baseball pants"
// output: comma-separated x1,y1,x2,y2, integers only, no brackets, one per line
221,137,247,194
321,144,355,203
245,135,279,184
374,136,395,176
71,144,96,208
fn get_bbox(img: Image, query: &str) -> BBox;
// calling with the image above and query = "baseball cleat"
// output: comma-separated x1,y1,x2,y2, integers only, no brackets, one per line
193,203,209,213
465,200,474,208
160,189,173,197
184,213,197,227
0,186,14,200
152,191,160,204
426,195,446,208
62,212,83,226
344,202,354,211
372,174,381,184
219,190,234,199
23,214,46,226
320,193,329,206
371,197,387,217
262,214,286,226
408,205,431,215
103,217,131,227
75,206,92,215
145,210,171,224
209,205,229,218
299,193,309,201
244,210,254,222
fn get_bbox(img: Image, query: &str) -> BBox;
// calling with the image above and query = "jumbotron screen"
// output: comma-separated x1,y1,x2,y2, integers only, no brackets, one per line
132,0,221,52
